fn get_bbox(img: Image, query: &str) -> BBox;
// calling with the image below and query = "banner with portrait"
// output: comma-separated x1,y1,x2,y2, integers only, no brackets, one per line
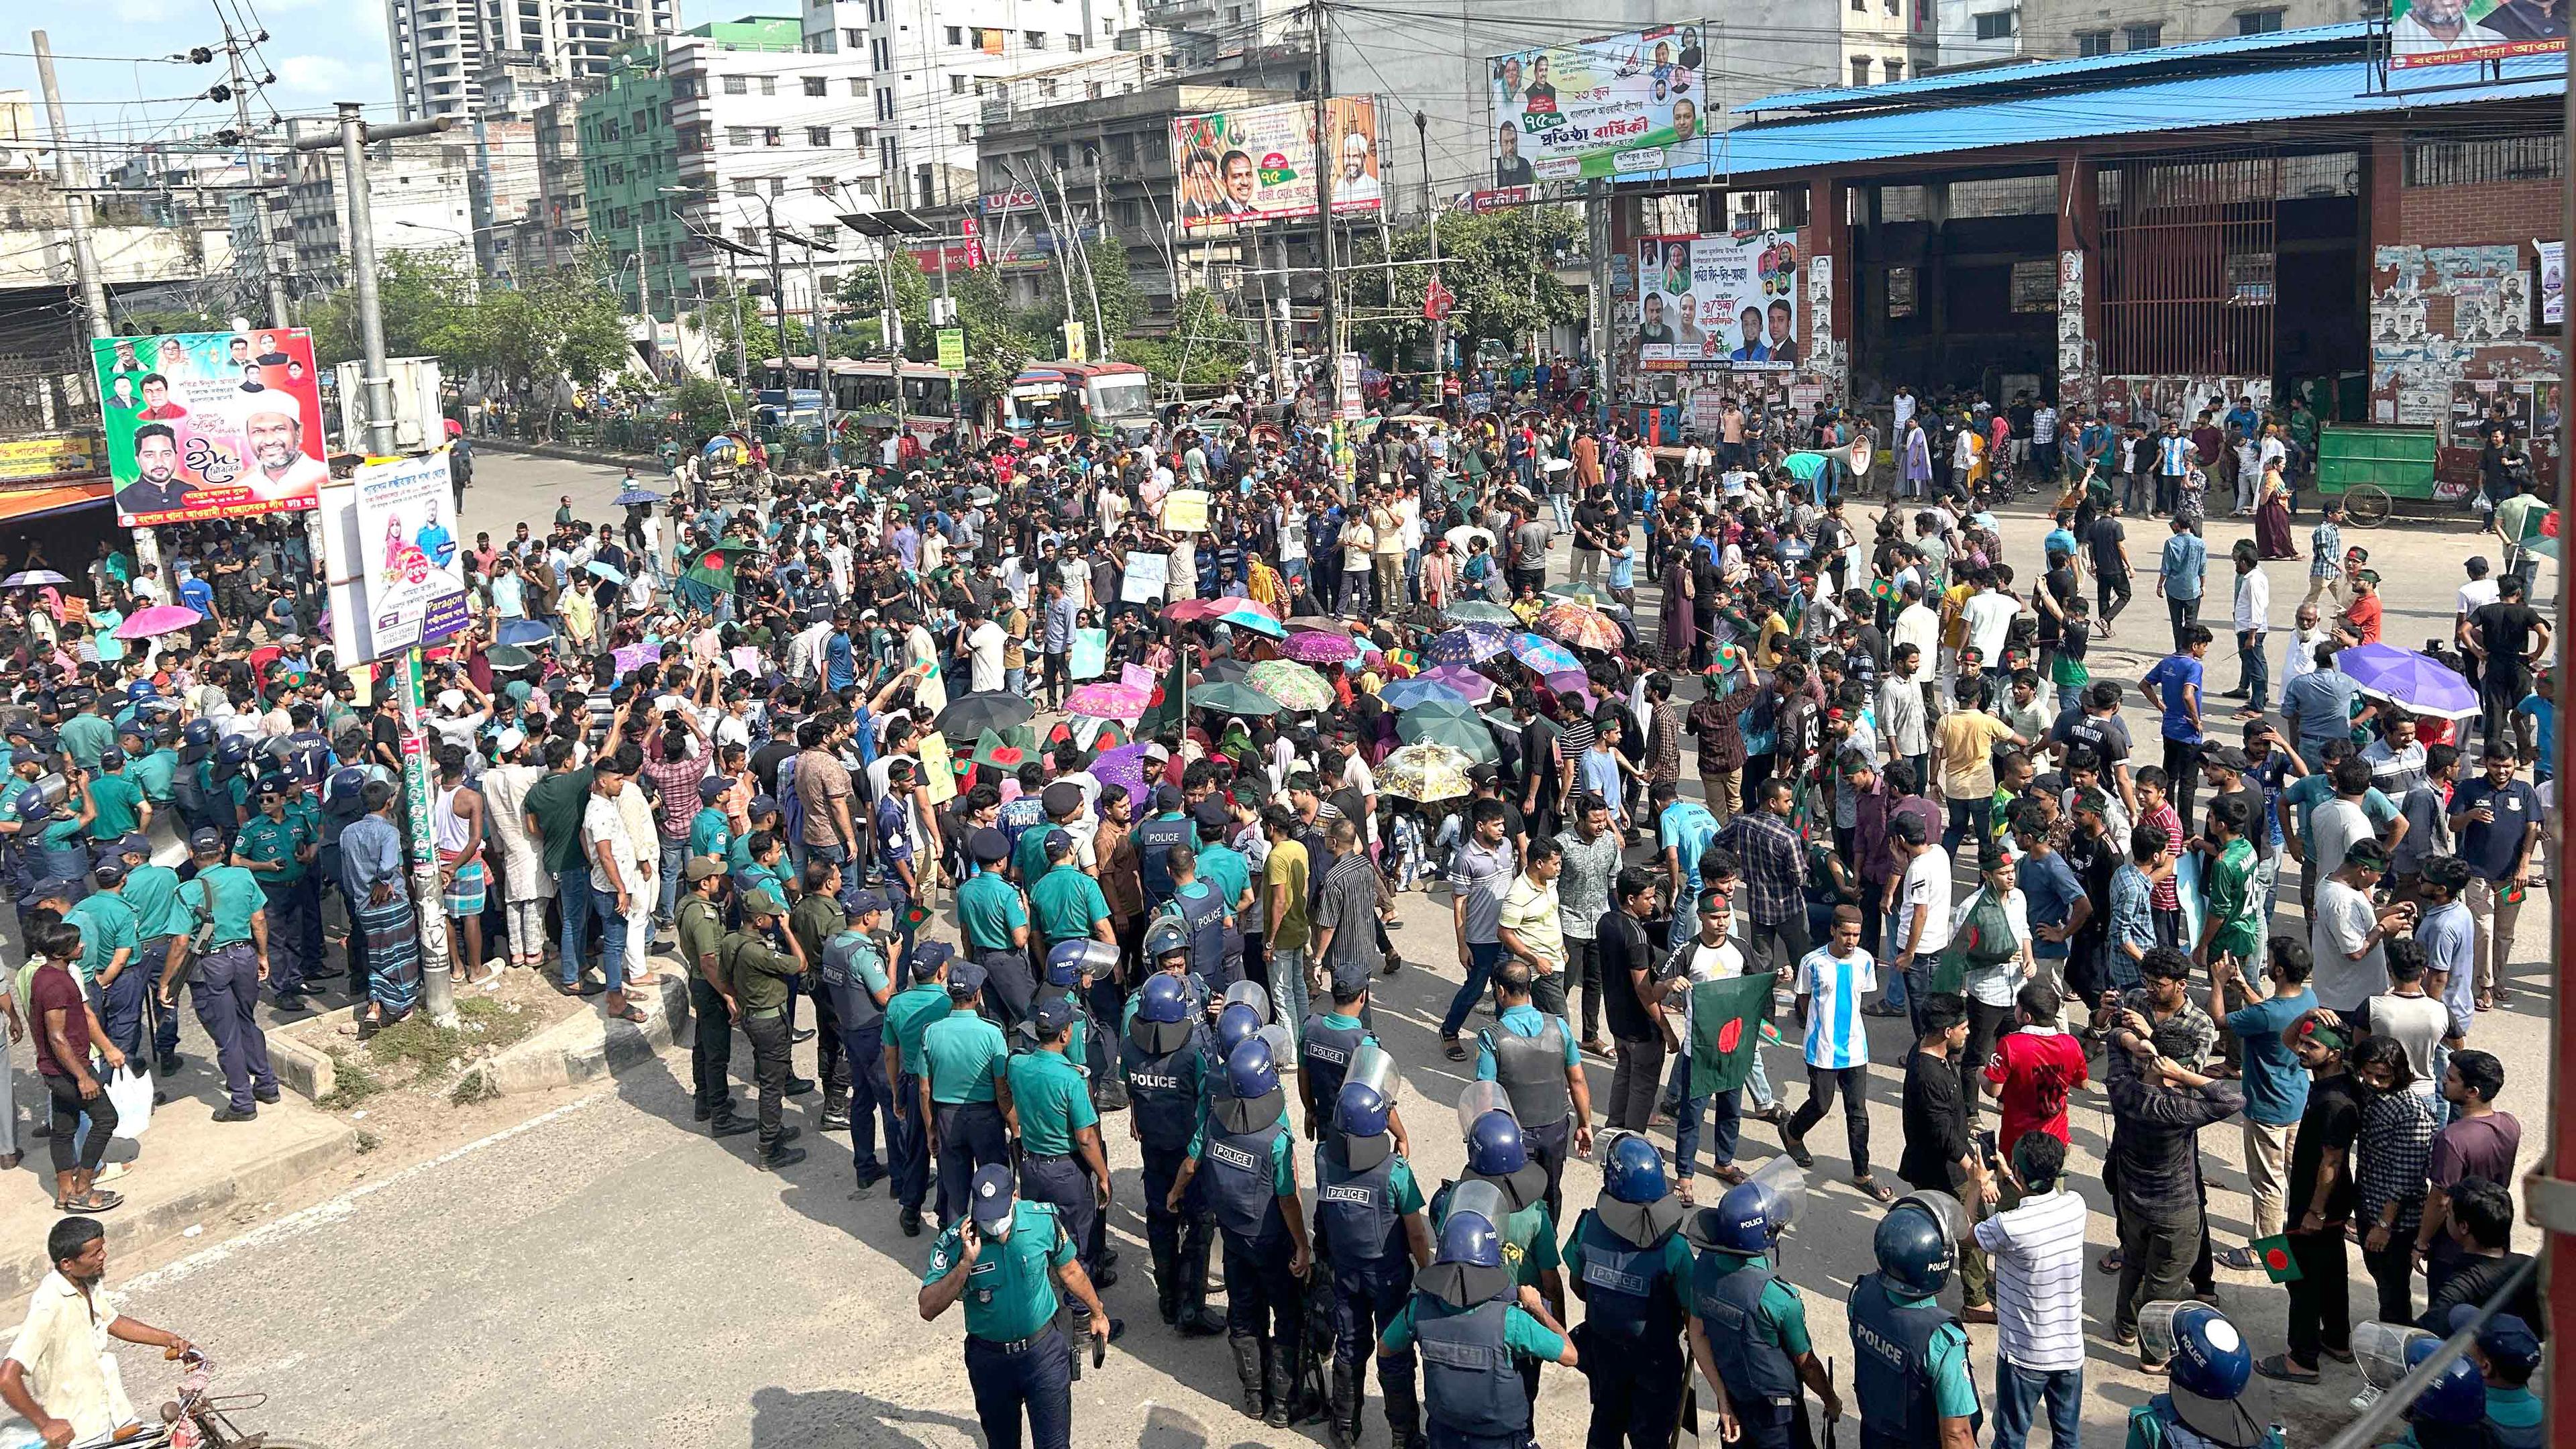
319,450,469,663
1489,23,1707,184
1172,97,1381,231
1632,230,1804,372
92,328,328,529
2387,0,2564,67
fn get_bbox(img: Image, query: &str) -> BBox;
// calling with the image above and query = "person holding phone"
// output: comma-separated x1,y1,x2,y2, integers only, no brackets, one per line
918,1163,1112,1449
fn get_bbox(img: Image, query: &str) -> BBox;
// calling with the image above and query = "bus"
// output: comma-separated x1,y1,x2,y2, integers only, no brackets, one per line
759,357,973,439
1002,360,1155,443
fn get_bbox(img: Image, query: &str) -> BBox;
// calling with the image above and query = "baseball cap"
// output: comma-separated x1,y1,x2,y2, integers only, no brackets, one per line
947,959,987,998
683,855,728,882
2451,1306,2541,1373
2204,745,2250,772
967,1163,1017,1234
24,877,78,904
698,777,731,804
1040,828,1073,859
97,748,125,770
1152,783,1182,813
1192,798,1231,831
110,833,148,859
189,826,225,853
90,863,124,889
1022,994,1079,1039
747,794,780,818
1330,959,1373,1000
2343,838,2390,870
968,826,1010,863
847,888,888,916
738,887,787,918
910,941,954,981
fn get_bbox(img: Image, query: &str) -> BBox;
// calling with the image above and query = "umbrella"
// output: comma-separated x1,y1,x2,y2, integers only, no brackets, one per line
1379,676,1470,710
1781,451,1832,486
1444,600,1517,626
1377,743,1475,803
1065,681,1151,719
1417,664,1497,704
585,560,628,584
1543,581,1613,606
1541,669,1597,702
1212,602,1286,639
612,487,664,506
1281,631,1362,666
1200,657,1253,684
0,570,67,588
2336,643,2480,720
937,691,1036,739
968,485,998,503
1537,603,1623,651
1421,624,1511,667
494,619,555,648
1508,632,1582,675
969,729,1039,771
486,643,535,671
1163,598,1228,623
1444,525,1497,555
1246,659,1333,712
1283,615,1346,633
112,604,204,640
1089,743,1151,802
1189,682,1284,717
1396,710,1498,763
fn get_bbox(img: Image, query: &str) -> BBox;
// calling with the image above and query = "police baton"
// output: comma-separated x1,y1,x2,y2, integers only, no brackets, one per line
1821,1358,1837,1449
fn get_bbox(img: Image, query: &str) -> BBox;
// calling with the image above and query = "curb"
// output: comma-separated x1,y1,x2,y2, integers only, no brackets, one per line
0,1118,358,1300
482,964,693,1096
265,1028,336,1103
469,436,665,469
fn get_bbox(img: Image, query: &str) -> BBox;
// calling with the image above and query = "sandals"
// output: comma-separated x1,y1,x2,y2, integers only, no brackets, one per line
555,978,607,998
605,1004,647,1024
1854,1176,1894,1203
2216,1245,2263,1271
56,1190,121,1214
1442,1037,1468,1062
2253,1354,2320,1384
2098,1248,2127,1274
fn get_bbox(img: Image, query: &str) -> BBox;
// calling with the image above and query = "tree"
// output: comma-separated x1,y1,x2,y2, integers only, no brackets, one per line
671,377,742,437
1026,236,1138,358
1125,287,1250,391
1344,205,1587,367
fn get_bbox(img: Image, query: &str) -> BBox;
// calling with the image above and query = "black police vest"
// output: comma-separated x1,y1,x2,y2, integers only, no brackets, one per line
1413,1295,1527,1440
1489,1016,1572,1128
1300,1014,1366,1102
1698,1256,1801,1411
819,931,885,1028
1570,1210,1684,1356
1136,815,1189,906
1316,1137,1403,1268
1121,1025,1203,1154
1170,883,1232,985
1203,1120,1286,1246
1848,1271,1979,1449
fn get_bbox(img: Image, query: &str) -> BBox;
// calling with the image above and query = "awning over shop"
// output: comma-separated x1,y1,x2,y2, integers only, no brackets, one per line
0,480,114,524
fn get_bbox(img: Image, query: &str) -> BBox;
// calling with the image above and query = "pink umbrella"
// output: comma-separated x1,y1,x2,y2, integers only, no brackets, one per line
1281,631,1361,665
1065,681,1151,719
611,642,663,677
1417,664,1496,704
113,604,205,640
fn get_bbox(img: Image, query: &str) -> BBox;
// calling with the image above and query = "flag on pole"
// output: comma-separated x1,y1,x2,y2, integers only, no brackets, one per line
1689,976,1776,1097
2246,1235,2302,1282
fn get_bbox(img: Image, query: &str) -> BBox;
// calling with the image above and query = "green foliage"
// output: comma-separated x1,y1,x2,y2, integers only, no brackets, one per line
1026,237,1138,358
1125,287,1250,390
672,376,743,436
300,246,632,390
1345,205,1587,365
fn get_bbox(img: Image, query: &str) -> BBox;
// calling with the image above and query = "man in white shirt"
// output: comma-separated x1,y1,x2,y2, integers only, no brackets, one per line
2309,839,2411,1011
2279,602,2330,693
1972,1132,2090,1449
2230,541,2272,718
961,602,1007,694
1888,813,1953,1026
1960,574,2022,672
2,1219,194,1449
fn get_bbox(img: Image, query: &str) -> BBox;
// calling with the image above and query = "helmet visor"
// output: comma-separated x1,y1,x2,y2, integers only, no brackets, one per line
1347,1042,1399,1102
2353,1322,2434,1393
1223,980,1271,1022
1455,1081,1513,1140
1746,1152,1809,1236
1444,1178,1508,1235
1894,1189,1968,1246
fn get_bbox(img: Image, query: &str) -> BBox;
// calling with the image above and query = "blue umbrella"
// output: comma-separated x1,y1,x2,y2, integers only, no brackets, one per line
494,618,555,648
612,487,664,506
1421,623,1510,667
584,559,627,584
1507,632,1581,676
1381,676,1470,710
2337,643,2479,721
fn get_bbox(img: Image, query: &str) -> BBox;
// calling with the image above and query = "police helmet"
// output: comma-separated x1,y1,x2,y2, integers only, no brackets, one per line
15,786,49,820
1224,1036,1279,1100
2403,1336,2485,1428
1703,1179,1783,1256
1214,1000,1264,1057
1600,1132,1668,1205
1045,938,1118,988
1464,1109,1528,1177
182,719,216,748
1334,1081,1391,1138
2161,1303,2254,1403
1434,1205,1504,1269
1134,972,1190,1025
1142,916,1191,962
1872,1191,1965,1297
215,737,252,769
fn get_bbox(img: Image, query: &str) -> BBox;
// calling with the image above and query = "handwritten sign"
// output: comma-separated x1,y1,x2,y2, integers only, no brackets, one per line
1163,488,1210,533
916,733,957,805
1122,551,1170,604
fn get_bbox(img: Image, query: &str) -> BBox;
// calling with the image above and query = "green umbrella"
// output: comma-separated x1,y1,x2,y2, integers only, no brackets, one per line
1189,682,1285,717
1543,581,1613,606
1444,600,1518,625
1396,710,1498,763
485,643,535,671
1401,696,1485,726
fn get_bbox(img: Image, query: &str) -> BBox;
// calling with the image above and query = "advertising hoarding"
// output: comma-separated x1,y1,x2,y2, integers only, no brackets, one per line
0,435,99,485
1490,25,1707,184
92,327,328,527
1172,97,1381,231
2387,0,2564,68
1633,230,1803,372
320,450,470,663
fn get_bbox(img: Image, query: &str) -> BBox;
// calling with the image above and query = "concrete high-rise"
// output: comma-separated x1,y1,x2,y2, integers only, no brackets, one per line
387,0,680,120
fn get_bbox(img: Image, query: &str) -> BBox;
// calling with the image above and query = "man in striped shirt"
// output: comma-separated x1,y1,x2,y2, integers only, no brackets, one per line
1974,1132,2089,1449
1781,906,1892,1202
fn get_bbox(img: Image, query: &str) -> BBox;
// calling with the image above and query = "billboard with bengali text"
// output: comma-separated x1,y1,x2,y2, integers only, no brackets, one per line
91,328,327,528
1490,24,1707,184
1171,97,1381,231
2387,0,2564,68
1633,230,1803,372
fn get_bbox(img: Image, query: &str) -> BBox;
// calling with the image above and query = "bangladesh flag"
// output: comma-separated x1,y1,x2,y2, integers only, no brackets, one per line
1690,976,1776,1097
1135,657,1190,737
2247,1235,2302,1282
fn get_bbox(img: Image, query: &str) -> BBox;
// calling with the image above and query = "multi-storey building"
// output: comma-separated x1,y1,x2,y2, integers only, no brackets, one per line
280,119,476,293
387,0,680,120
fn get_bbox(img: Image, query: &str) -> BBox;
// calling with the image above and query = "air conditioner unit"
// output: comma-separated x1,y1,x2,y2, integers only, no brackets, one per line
333,355,446,455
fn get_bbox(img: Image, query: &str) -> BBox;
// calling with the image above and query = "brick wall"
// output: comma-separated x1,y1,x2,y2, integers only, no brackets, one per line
2398,178,2560,252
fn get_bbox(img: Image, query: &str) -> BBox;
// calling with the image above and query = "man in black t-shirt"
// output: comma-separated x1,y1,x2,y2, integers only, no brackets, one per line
1596,866,1668,1132
2267,1021,2362,1383
2465,575,2550,746
2085,504,2133,626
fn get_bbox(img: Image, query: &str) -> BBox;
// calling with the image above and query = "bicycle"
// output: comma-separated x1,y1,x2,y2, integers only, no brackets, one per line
64,1350,321,1449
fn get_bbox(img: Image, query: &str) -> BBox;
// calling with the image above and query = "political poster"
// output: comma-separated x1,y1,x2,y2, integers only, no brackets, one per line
1173,97,1381,231
1490,24,1707,184
1163,488,1210,533
2387,0,2564,68
319,450,469,663
92,327,328,528
1632,230,1803,372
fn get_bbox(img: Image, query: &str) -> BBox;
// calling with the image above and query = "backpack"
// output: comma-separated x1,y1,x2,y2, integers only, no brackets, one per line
775,752,806,845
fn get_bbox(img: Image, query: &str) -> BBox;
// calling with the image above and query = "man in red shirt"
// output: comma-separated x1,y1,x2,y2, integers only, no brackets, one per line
2336,568,2384,648
1983,980,2091,1158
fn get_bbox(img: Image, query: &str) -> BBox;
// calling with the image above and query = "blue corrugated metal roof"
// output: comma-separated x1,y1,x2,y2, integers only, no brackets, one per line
1739,21,2371,113
1660,54,2561,184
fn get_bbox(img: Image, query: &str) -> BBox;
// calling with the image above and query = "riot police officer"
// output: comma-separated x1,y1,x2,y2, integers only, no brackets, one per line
1163,845,1240,989
1124,965,1224,1336
1008,994,1124,1334
918,1163,1112,1449
1474,960,1591,1223
1168,1035,1309,1426
1430,1096,1566,1424
1564,1132,1693,1449
958,826,1036,1031
819,886,896,1193
1686,1162,1843,1449
234,773,317,1011
1315,1069,1433,1449
922,959,1014,1226
2127,1302,2279,1449
1301,961,1411,1154
1134,784,1191,915
1847,1193,1982,1449
1122,916,1211,1030
1039,938,1118,1099
1379,1185,1579,1449
883,942,957,1237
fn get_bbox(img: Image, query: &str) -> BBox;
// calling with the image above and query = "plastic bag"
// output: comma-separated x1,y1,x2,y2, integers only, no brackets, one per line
106,1064,153,1140
1958,886,2021,967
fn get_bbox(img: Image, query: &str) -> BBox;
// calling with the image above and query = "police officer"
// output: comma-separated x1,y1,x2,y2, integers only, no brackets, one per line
2125,1303,2277,1449
2449,1308,2542,1449
1008,994,1125,1339
1036,939,1112,1095
821,886,898,1193
1163,845,1239,989
1315,1073,1434,1449
719,887,810,1171
883,942,957,1236
1475,960,1591,1224
1431,1098,1566,1422
1847,1193,1982,1449
107,835,184,1077
1123,963,1224,1337
923,959,1014,1228
1379,1186,1579,1449
675,857,751,1138
161,827,278,1121
1124,917,1212,1027
1168,1035,1310,1426
1564,1132,1693,1449
1134,784,1192,916
1301,961,1412,1154
918,1163,1112,1449
959,826,1036,1032
789,857,854,1133
233,774,317,1012
1687,1167,1842,1449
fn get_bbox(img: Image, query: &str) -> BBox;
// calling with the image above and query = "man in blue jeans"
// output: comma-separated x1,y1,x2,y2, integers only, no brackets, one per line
1437,800,1515,1060
1974,1132,2088,1449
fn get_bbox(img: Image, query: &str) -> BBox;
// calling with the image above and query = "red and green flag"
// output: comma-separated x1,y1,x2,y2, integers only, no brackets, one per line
1689,976,1775,1097
2246,1235,2302,1283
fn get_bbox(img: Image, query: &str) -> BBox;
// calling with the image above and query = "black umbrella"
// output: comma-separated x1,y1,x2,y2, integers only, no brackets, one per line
1200,657,1253,684
936,691,1036,741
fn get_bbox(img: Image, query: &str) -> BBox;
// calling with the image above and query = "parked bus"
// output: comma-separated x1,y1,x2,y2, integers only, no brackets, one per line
1002,360,1155,443
759,356,973,439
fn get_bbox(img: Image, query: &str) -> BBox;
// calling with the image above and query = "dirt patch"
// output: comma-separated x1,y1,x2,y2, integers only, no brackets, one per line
304,967,579,1117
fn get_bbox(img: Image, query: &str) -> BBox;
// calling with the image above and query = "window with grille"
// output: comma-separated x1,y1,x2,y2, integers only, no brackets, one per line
2236,9,2284,32
2077,30,2112,54
1974,10,2015,38
2123,22,2162,46
2404,133,2563,187
724,74,747,94
803,76,827,96
1851,56,1872,83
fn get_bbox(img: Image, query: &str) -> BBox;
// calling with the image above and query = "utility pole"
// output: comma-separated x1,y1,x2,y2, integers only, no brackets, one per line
1588,177,1613,410
1309,0,1338,366
635,223,652,380
790,233,835,460
1419,113,1445,383
219,20,292,327
1012,158,1080,353
32,33,110,341
298,101,458,1026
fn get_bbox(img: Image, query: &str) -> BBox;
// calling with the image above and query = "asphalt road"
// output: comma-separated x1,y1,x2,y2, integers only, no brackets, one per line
72,449,2552,1449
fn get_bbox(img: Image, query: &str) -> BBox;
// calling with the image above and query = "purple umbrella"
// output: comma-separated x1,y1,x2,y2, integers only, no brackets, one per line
2337,642,2479,720
1088,743,1152,803
1281,631,1362,665
1416,664,1497,704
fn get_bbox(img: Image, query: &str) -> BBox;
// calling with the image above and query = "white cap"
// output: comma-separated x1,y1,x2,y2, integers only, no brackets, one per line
436,688,467,712
494,727,526,755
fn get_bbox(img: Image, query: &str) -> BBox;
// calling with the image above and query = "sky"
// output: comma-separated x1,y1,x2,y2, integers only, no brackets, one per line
0,1,720,162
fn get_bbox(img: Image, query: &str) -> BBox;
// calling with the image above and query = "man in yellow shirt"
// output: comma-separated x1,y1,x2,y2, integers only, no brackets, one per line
1,1218,195,1449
